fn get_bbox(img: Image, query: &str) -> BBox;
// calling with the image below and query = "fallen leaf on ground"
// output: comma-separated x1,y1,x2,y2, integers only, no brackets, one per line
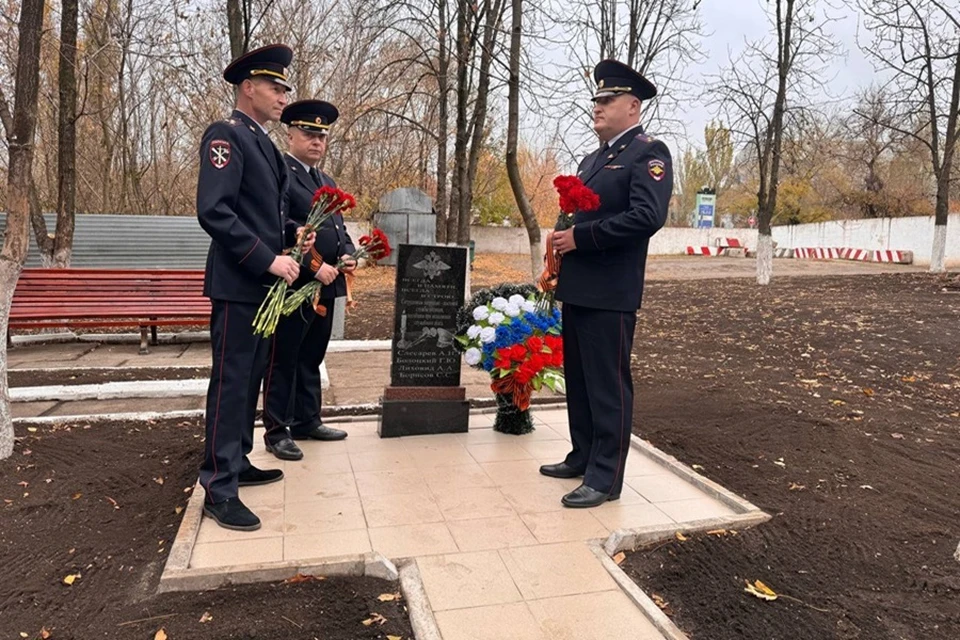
174,506,183,515
862,388,874,397
63,573,80,585
72,492,82,500
284,573,316,584
774,458,786,468
199,611,213,623
105,497,120,509
891,433,904,440
707,529,729,536
788,483,805,491
17,481,28,488
744,579,778,601
154,629,167,640
387,636,403,640
40,628,51,639
153,477,164,485
27,427,37,433
613,551,626,564
362,613,387,626
378,593,399,602
652,593,669,610
675,532,688,542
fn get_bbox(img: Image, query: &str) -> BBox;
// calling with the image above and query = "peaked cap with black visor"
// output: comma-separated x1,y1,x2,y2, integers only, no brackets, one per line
223,44,294,90
280,100,339,134
592,59,657,101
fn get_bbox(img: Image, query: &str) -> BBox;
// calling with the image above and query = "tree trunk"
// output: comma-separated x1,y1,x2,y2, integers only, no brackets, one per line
460,0,503,245
2,0,45,460
756,233,773,286
435,0,450,244
227,0,245,59
449,0,471,245
55,0,79,268
505,0,540,280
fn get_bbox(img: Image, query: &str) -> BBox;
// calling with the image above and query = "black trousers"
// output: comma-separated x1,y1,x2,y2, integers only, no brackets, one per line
561,302,637,496
262,298,335,444
199,300,271,504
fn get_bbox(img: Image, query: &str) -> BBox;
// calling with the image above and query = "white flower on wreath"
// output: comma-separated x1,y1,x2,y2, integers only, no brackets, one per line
479,326,497,343
491,297,508,311
521,299,537,313
464,347,482,366
472,306,490,321
488,312,505,325
508,294,525,307
466,325,482,340
504,303,521,318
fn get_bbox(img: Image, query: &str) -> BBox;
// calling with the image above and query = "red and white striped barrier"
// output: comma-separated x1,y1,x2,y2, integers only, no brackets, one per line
873,250,912,264
839,248,872,261
795,247,840,259
685,246,724,256
714,237,745,249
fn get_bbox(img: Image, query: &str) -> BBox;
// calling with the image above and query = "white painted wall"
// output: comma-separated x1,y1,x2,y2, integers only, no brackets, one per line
770,214,960,267
351,214,959,266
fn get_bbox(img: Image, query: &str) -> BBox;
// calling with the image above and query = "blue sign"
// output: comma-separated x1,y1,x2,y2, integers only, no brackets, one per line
696,194,716,229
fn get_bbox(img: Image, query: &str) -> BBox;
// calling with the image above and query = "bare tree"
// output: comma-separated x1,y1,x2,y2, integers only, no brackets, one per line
53,0,79,266
1,0,45,460
858,0,960,273
711,0,839,285
552,0,706,152
506,0,541,278
846,86,902,218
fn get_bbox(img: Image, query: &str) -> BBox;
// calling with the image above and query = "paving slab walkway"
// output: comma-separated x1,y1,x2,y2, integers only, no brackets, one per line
175,409,748,639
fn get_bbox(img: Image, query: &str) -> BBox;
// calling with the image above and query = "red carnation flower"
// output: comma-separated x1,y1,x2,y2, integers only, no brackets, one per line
526,336,544,353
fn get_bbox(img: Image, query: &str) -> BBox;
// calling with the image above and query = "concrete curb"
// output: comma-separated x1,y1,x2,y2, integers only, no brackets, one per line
589,540,689,640
11,331,391,352
629,434,763,516
398,560,443,640
602,512,772,557
593,513,772,640
12,378,209,402
13,401,568,425
12,363,329,399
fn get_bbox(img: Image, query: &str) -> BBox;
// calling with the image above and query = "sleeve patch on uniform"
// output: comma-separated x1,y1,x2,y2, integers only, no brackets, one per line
209,140,231,169
648,159,665,181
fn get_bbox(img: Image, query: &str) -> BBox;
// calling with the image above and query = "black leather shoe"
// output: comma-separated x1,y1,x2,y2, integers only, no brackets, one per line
265,437,304,461
539,461,584,479
238,465,284,486
291,425,348,441
561,484,619,509
203,498,261,531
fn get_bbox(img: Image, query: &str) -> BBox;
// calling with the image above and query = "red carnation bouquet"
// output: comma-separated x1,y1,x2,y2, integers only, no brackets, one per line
536,175,600,310
280,226,392,317
253,186,355,337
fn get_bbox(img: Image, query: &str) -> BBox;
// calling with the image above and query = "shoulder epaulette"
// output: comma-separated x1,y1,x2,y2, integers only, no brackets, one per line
635,133,655,143
222,117,240,126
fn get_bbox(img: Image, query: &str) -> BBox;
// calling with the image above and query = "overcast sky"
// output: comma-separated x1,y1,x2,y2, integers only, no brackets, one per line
531,0,881,164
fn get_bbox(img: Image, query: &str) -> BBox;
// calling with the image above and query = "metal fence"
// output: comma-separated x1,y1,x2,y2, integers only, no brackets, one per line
0,213,210,269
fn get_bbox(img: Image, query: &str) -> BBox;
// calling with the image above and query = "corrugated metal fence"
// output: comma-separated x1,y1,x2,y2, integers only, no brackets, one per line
0,213,211,268
0,214,373,269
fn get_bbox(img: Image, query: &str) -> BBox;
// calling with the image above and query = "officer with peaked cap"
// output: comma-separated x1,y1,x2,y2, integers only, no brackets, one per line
262,100,353,461
197,44,314,531
540,59,673,508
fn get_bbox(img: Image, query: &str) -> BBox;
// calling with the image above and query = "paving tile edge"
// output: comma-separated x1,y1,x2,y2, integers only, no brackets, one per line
629,434,762,515
602,512,772,557
160,481,205,576
588,540,690,640
398,560,443,640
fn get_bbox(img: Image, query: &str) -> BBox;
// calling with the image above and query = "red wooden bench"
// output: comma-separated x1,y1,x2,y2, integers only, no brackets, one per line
9,268,210,354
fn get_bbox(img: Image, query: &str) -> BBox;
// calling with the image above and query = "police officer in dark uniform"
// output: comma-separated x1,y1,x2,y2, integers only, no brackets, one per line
262,100,353,461
197,44,312,531
540,60,673,508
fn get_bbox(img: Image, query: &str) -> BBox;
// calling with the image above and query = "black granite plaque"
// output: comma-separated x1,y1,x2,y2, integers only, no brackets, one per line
389,244,467,387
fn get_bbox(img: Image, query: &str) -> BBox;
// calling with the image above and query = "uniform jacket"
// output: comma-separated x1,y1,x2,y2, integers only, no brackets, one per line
197,109,298,303
284,154,356,300
556,124,673,312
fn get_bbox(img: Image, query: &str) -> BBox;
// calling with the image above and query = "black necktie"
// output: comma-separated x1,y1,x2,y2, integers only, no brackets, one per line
309,167,321,186
592,142,610,170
